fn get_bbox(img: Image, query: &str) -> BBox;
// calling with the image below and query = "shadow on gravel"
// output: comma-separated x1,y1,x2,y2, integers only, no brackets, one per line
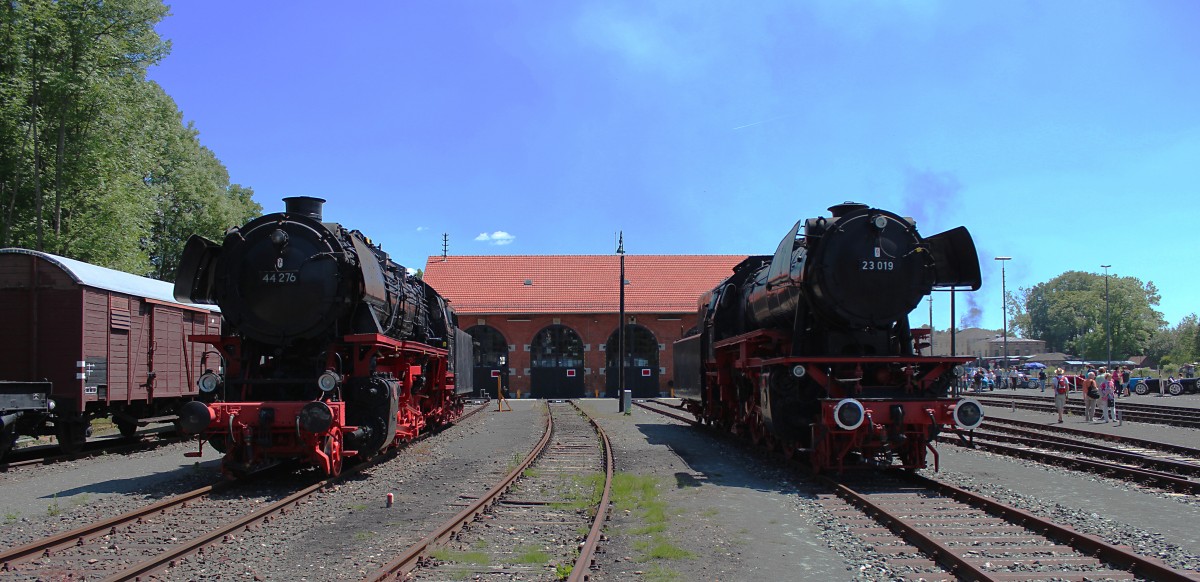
43,460,222,499
636,423,806,497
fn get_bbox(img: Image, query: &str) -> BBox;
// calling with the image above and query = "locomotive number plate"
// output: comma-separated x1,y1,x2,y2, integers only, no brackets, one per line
261,270,299,283
860,260,895,271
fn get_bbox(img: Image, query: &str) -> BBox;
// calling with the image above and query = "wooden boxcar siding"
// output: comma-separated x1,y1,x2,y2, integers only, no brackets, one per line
107,296,131,402
81,290,219,405
0,254,85,410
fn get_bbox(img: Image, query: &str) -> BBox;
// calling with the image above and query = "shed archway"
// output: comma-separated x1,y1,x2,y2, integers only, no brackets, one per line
466,325,509,398
530,324,585,398
605,324,660,398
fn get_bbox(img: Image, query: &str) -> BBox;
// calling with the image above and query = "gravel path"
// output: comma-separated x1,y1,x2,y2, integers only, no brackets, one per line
160,401,546,581
4,396,1197,581
576,399,850,581
0,439,222,550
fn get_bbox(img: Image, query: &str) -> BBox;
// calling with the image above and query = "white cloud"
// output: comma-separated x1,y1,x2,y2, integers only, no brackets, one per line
475,231,516,246
416,226,428,232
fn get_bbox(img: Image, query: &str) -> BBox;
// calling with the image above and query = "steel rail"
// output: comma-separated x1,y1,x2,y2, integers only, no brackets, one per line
2,401,489,579
362,402,555,582
899,470,1199,582
937,435,1200,494
963,428,1200,477
818,474,992,581
566,400,615,582
634,399,699,425
113,400,492,581
983,416,1200,458
0,483,220,569
1,430,184,471
974,397,1200,428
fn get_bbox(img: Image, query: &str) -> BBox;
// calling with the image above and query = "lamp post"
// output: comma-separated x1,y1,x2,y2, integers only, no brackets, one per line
995,256,1011,379
617,232,625,409
1102,264,1111,370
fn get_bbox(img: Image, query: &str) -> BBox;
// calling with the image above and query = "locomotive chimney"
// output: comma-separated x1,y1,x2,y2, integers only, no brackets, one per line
283,196,325,221
828,201,868,218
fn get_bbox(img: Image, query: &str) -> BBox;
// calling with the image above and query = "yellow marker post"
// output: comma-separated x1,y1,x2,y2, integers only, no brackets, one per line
496,375,511,411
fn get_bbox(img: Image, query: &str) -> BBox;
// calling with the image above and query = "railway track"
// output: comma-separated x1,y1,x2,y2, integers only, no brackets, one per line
635,398,1200,580
820,470,1196,581
364,400,613,582
0,402,490,580
937,418,1200,495
973,393,1200,428
1,429,184,472
362,398,609,580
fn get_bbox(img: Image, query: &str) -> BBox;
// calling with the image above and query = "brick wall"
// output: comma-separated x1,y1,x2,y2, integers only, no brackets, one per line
467,312,697,397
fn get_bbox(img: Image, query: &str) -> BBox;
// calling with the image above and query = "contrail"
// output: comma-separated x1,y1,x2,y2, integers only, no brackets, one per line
732,114,792,130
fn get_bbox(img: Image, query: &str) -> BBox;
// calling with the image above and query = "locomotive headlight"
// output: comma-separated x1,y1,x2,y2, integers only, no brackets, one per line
952,398,984,430
872,215,888,229
317,371,341,392
269,228,289,248
833,399,866,431
791,365,807,378
952,365,966,378
47,398,56,411
299,401,334,433
197,371,222,393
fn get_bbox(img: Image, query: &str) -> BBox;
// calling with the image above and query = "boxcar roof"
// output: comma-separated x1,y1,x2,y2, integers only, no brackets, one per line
0,248,217,311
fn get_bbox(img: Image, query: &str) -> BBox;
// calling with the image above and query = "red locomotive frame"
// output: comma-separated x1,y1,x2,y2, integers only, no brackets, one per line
185,333,462,477
688,328,980,473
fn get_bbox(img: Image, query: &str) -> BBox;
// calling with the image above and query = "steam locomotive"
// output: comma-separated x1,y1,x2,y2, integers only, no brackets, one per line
673,202,984,473
173,197,472,476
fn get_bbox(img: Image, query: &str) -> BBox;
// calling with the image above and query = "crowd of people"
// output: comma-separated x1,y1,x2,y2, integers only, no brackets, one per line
969,364,1133,426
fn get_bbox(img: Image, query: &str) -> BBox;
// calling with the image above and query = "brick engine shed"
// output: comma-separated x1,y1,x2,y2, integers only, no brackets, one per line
422,255,745,399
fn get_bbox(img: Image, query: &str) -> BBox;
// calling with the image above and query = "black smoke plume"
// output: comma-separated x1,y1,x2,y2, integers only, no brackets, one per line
959,293,983,329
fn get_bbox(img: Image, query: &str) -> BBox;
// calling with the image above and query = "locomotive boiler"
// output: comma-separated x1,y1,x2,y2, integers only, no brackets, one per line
173,197,472,476
674,202,984,472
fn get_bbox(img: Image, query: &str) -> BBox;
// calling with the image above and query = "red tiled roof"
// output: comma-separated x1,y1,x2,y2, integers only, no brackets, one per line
422,255,748,315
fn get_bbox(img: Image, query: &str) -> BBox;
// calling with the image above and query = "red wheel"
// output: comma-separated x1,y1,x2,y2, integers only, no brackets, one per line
323,434,343,477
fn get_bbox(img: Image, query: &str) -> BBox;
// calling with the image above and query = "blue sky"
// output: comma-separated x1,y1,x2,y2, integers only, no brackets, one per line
149,1,1198,333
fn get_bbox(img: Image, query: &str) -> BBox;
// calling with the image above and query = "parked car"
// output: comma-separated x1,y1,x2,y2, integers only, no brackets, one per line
1129,377,1199,396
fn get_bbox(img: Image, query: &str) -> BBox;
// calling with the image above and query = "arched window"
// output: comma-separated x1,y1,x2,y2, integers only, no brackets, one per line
531,325,584,368
466,325,508,367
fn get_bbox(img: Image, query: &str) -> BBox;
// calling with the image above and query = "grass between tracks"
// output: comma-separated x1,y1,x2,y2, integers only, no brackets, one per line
575,472,694,581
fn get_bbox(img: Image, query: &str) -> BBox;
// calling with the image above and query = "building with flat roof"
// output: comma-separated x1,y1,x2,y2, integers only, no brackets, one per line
422,254,745,398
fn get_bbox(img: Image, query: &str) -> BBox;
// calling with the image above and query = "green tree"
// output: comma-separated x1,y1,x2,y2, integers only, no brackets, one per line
1012,270,1164,360
1,0,259,280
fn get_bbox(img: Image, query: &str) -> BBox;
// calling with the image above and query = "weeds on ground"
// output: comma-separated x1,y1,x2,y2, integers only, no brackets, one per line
555,563,573,579
522,468,541,478
4,511,19,524
642,564,683,581
353,531,375,541
609,473,695,563
554,473,605,513
429,548,489,565
349,503,367,511
514,545,550,564
46,494,61,516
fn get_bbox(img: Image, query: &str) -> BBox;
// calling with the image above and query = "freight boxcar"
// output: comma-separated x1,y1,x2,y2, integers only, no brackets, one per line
0,248,220,458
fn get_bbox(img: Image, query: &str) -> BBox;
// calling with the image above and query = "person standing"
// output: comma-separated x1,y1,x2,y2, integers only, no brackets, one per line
1053,368,1068,423
1009,367,1019,390
1039,369,1047,392
1082,372,1099,422
1098,372,1117,423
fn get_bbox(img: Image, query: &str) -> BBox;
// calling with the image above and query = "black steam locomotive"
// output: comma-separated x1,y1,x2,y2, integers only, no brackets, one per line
174,197,472,476
674,202,984,472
